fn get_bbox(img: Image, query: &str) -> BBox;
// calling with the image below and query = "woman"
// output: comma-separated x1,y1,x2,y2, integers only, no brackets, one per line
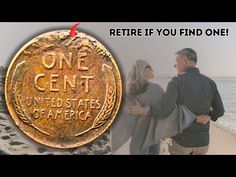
111,60,164,154
111,60,208,155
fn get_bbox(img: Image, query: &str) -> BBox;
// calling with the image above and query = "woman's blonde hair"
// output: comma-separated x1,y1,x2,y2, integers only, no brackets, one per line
126,60,151,97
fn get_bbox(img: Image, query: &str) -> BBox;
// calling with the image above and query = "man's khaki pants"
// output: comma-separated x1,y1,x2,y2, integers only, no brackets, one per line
169,139,209,155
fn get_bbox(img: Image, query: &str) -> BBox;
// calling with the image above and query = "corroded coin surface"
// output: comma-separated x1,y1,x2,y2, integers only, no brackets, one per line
5,30,122,148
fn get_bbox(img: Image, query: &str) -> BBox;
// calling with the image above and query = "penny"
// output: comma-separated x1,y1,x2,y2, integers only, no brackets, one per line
5,30,122,148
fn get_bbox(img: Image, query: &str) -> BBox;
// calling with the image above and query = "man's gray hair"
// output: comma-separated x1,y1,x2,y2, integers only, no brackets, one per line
176,48,198,63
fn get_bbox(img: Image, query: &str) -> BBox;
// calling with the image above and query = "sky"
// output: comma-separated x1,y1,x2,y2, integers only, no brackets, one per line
0,22,236,77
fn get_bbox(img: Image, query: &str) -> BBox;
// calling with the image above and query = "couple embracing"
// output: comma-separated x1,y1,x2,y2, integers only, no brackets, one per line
111,48,225,155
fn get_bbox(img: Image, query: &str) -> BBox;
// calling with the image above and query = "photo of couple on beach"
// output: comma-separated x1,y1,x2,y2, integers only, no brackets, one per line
1,22,236,155
111,48,225,155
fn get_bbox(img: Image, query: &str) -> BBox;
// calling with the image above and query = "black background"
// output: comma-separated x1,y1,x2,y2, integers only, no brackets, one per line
0,0,235,172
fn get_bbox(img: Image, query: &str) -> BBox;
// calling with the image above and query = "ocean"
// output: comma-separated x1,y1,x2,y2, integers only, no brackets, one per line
153,76,236,134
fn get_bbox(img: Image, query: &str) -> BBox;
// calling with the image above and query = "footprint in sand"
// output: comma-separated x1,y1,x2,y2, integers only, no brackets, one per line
9,133,16,137
0,123,6,127
9,141,25,146
4,126,11,132
0,116,6,120
37,148,47,153
1,135,11,140
0,149,7,155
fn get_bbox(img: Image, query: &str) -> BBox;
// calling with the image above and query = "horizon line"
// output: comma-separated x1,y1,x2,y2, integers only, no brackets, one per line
156,74,236,78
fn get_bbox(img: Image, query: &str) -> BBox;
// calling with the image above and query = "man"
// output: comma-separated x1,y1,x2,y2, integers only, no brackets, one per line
128,48,225,155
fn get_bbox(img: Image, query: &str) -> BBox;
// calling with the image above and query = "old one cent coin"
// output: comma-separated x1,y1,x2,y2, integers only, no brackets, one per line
5,30,122,148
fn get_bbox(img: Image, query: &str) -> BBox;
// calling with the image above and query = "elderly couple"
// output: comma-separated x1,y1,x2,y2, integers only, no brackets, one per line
111,48,225,155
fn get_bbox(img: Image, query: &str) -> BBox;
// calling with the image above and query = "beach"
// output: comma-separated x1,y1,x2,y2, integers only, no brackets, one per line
114,122,236,155
208,122,236,154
